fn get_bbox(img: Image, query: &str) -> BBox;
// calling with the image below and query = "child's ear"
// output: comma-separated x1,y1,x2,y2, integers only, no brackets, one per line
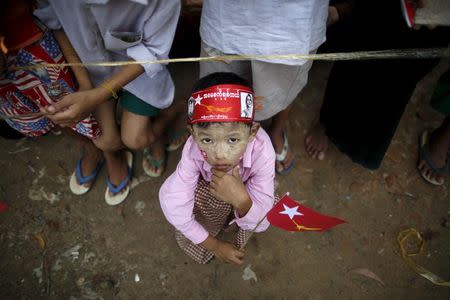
248,122,260,142
187,124,194,136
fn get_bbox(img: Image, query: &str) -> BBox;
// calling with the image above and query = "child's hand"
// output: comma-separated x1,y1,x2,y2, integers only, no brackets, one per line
41,87,107,126
212,240,245,265
210,166,252,216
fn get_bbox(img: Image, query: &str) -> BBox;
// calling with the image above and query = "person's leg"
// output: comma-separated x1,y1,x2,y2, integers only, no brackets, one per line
253,59,313,174
120,90,181,177
120,108,167,177
418,117,450,185
268,104,296,173
61,127,104,191
92,100,128,195
304,118,328,160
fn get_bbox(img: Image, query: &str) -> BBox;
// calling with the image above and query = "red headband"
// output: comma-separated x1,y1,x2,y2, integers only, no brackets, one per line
187,84,254,124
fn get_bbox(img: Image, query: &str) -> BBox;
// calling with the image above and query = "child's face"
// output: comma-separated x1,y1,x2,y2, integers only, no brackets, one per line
190,122,259,171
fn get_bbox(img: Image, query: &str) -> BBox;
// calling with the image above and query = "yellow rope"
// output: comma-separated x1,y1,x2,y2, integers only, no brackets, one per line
10,48,450,71
2,48,449,120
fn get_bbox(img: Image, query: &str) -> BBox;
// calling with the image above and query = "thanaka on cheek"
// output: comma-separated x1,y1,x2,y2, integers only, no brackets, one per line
192,123,254,169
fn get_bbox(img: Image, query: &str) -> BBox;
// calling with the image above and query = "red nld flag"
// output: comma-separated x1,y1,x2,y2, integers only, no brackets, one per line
267,194,345,232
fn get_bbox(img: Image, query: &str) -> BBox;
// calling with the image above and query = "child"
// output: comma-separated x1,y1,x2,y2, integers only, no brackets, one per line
160,72,275,265
34,0,181,204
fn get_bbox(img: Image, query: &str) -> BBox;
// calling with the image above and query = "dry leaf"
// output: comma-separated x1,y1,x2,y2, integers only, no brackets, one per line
350,268,385,286
385,175,395,189
32,232,46,249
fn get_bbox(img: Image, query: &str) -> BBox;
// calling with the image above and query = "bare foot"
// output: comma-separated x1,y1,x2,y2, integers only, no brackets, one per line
417,130,448,185
269,129,295,174
305,121,328,160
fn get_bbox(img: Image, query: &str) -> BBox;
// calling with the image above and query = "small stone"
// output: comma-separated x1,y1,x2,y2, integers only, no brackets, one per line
134,273,140,282
76,277,85,287
242,264,258,282
386,144,402,163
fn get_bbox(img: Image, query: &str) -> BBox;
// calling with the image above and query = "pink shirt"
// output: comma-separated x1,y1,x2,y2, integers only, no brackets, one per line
159,128,275,244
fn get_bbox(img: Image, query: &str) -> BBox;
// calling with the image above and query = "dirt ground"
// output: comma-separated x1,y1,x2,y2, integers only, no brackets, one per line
0,60,449,299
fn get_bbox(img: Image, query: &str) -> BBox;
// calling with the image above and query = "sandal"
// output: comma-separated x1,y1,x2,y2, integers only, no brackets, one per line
143,147,166,177
418,130,448,186
69,157,104,195
165,129,190,151
275,131,296,176
104,151,133,206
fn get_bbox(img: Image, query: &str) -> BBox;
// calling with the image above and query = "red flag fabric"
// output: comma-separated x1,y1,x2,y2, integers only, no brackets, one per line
0,201,8,213
267,195,345,232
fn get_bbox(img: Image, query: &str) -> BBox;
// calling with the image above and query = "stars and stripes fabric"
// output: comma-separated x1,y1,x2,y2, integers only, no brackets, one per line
0,30,100,138
267,194,346,232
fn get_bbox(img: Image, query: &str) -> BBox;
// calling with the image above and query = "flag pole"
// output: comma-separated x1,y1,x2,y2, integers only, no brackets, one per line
239,192,288,250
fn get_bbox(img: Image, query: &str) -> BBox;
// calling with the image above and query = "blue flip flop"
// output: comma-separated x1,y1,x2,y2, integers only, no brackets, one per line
105,151,134,205
69,158,104,195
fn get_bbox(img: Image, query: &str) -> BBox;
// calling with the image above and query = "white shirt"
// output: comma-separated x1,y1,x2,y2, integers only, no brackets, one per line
34,0,180,108
200,0,329,65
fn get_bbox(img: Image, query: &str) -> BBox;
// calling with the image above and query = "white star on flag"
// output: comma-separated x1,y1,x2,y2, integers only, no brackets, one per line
194,95,203,105
279,204,303,219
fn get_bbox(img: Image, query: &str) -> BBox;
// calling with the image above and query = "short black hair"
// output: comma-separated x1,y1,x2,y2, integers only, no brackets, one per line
191,72,250,94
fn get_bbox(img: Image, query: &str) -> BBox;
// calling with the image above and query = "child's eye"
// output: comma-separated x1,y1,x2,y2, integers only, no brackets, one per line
201,138,213,144
228,137,239,144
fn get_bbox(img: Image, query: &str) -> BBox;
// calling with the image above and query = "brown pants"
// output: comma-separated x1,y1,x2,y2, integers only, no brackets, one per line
175,178,250,264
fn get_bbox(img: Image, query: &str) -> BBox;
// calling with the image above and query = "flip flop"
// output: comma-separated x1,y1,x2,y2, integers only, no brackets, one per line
104,151,133,206
165,129,190,151
418,130,448,186
275,131,296,176
69,157,104,195
143,147,166,177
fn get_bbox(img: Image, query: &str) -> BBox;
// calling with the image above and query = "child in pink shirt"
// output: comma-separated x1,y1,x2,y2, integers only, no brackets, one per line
159,72,275,265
